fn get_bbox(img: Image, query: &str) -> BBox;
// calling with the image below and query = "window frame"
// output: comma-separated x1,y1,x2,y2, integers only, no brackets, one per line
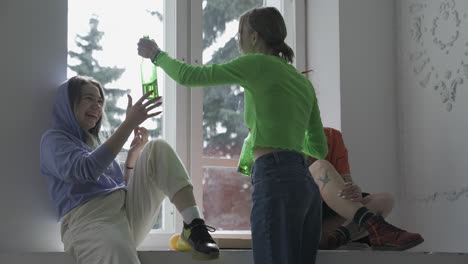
187,0,306,238
138,0,305,249
67,0,178,249
65,0,312,250
138,0,193,250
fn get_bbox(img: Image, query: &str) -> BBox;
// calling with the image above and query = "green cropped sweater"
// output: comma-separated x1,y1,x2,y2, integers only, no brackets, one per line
154,52,328,175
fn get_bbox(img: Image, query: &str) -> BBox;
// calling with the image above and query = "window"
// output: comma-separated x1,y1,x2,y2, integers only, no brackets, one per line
199,0,263,232
195,0,306,235
67,0,172,236
68,0,302,249
67,0,165,140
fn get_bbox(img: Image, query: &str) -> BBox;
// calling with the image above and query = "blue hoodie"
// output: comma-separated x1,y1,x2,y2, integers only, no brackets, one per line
40,80,126,219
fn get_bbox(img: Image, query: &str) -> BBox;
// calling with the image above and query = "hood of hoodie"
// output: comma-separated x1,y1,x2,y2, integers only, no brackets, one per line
51,80,87,142
40,79,125,219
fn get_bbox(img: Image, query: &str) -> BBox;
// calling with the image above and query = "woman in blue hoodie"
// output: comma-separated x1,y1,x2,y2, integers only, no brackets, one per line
40,76,219,264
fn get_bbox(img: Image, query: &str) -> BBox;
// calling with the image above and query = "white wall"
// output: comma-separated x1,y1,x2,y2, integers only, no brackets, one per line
397,0,468,252
338,0,400,209
0,0,67,252
307,0,468,253
306,0,341,130
307,0,400,224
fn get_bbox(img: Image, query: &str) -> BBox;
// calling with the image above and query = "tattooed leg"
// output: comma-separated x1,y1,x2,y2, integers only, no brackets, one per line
316,174,331,190
309,160,364,220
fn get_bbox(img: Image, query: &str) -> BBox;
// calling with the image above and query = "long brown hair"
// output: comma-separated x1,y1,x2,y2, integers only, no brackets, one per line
240,7,294,63
67,76,105,148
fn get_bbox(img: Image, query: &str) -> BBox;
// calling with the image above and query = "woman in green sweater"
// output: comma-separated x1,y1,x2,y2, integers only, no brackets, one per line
138,7,327,264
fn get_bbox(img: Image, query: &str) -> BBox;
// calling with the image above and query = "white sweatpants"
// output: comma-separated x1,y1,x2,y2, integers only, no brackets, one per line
60,139,192,264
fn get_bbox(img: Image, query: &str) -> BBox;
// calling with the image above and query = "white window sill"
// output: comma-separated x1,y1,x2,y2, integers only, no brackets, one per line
138,230,252,251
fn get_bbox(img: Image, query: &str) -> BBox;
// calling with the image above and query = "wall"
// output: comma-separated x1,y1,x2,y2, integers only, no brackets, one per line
307,0,400,224
0,0,67,252
397,0,468,252
307,0,468,252
339,0,400,208
306,0,342,130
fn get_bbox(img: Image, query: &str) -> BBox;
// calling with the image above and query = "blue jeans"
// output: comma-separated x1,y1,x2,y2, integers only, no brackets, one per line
251,151,322,264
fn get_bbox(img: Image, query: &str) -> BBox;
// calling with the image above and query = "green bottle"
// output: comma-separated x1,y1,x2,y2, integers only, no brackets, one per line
237,133,254,176
141,36,158,99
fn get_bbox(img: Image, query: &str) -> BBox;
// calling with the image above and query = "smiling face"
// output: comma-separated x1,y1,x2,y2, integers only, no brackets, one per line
73,83,104,131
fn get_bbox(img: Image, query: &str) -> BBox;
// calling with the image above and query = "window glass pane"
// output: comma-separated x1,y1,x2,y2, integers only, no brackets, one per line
68,0,166,230
201,0,262,231
202,0,263,159
203,167,252,231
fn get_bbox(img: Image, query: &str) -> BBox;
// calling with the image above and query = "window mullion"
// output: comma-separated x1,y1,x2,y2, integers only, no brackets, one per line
286,0,306,70
165,0,193,233
264,0,304,69
188,0,205,216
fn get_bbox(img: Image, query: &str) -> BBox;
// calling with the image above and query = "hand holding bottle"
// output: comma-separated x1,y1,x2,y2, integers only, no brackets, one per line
139,36,160,99
138,37,161,61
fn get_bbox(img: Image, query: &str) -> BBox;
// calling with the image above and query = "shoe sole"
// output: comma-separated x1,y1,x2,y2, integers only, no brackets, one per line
192,250,220,261
180,236,220,260
372,237,424,251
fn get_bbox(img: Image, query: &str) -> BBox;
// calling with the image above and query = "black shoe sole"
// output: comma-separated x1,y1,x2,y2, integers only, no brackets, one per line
180,235,220,260
192,250,220,261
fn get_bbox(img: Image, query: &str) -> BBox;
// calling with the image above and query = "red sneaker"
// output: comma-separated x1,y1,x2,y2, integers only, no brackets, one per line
364,215,424,251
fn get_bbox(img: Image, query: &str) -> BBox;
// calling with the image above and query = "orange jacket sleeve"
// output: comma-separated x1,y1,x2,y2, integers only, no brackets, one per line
324,128,351,175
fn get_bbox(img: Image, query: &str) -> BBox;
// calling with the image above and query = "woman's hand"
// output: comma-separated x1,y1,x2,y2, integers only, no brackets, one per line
138,37,161,60
126,127,150,168
125,91,162,128
103,92,161,157
338,182,363,202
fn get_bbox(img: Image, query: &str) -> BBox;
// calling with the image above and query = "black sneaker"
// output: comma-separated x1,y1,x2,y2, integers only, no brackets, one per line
181,218,220,260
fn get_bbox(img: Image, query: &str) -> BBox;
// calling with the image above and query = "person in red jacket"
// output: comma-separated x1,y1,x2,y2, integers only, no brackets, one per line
309,127,424,250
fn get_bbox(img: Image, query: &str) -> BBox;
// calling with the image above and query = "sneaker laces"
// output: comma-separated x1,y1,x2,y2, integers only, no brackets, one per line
190,222,216,243
377,219,405,234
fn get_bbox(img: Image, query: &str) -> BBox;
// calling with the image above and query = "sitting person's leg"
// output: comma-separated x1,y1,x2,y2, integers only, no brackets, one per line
310,160,423,250
318,209,347,249
125,139,219,260
311,160,364,219
319,199,369,250
344,192,395,241
61,190,141,264
362,192,395,216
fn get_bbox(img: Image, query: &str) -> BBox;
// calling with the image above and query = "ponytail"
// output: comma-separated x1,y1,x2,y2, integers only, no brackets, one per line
242,7,294,63
274,42,294,64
